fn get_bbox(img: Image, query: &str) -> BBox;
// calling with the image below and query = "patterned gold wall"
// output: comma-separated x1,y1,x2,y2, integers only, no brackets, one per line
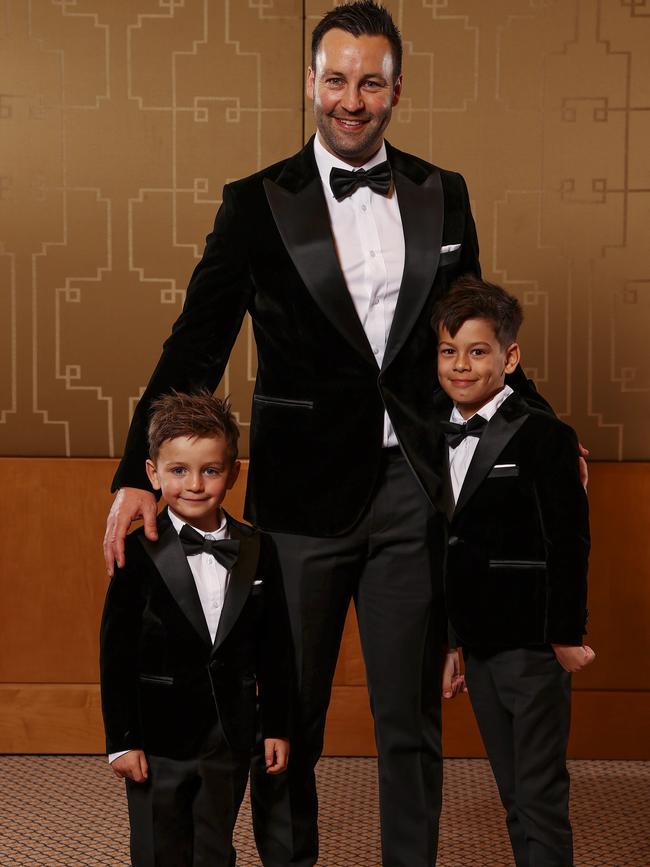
1,0,648,459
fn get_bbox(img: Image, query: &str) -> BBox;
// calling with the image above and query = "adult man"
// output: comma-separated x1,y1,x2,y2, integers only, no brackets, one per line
105,3,545,865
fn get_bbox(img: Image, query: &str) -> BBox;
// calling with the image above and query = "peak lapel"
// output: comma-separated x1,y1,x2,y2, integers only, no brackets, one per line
212,520,260,653
453,396,530,517
139,509,212,648
381,156,443,372
263,139,376,368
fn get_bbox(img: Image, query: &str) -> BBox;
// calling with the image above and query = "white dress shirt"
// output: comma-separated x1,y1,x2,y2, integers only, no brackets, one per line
314,134,405,448
448,385,514,504
108,508,231,764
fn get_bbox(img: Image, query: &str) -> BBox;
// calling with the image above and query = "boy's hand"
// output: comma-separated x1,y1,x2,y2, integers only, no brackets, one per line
552,644,596,673
110,750,149,783
442,649,466,699
104,488,158,576
578,443,589,489
264,738,290,774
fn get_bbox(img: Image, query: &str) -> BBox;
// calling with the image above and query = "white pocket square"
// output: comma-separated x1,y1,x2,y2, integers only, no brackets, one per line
440,243,461,253
253,579,264,586
494,463,517,468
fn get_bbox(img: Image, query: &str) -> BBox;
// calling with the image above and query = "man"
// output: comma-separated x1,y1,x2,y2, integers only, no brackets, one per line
104,4,546,865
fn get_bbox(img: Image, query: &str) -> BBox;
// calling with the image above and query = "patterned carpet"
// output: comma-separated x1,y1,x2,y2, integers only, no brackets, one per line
0,756,648,865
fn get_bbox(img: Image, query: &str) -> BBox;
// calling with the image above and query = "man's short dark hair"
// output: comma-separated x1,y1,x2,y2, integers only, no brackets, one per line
431,275,524,349
311,1,403,80
147,391,239,463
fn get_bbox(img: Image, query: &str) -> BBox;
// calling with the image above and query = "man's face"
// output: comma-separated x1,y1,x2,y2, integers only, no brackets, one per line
307,28,402,167
146,435,240,532
437,319,520,420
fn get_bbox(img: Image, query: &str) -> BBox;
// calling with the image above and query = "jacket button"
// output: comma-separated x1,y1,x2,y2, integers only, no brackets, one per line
448,536,460,546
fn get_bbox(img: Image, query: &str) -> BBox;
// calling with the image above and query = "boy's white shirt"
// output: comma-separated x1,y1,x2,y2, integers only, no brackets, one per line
448,385,513,504
108,507,230,765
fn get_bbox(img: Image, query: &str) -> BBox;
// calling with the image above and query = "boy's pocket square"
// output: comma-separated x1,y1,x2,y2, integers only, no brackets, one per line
253,579,264,586
440,243,461,253
488,463,519,478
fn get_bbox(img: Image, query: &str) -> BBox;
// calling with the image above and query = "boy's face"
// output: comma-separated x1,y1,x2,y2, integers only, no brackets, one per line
146,435,240,532
437,318,520,420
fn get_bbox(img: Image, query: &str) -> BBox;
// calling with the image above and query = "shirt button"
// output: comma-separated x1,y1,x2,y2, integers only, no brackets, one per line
373,346,380,355
361,204,367,212
372,297,380,306
370,250,376,258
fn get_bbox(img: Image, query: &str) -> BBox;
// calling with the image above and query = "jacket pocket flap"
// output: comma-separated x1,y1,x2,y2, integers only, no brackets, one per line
488,464,519,478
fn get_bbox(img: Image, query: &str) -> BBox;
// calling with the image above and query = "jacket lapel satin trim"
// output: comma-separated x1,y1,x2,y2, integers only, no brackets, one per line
263,140,377,368
381,164,443,371
139,509,212,648
453,395,530,518
212,517,260,653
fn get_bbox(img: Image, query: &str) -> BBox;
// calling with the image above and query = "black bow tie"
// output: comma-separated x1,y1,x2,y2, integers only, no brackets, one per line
179,524,240,570
441,415,487,449
329,161,392,201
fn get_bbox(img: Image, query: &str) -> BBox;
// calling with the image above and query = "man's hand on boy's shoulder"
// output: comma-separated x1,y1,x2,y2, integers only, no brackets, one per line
104,488,158,576
110,749,149,783
552,644,596,673
264,738,290,775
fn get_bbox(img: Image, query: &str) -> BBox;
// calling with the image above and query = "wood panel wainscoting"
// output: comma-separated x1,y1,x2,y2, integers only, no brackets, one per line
1,459,648,758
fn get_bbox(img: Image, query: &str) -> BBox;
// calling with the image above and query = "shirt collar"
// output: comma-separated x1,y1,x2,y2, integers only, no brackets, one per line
168,507,228,539
314,133,388,200
450,384,514,425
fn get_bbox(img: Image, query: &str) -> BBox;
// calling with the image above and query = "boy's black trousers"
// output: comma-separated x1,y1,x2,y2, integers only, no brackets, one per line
125,719,249,867
464,646,574,867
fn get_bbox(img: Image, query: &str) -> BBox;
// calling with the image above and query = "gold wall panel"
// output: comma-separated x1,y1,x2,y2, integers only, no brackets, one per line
0,0,303,458
1,0,648,459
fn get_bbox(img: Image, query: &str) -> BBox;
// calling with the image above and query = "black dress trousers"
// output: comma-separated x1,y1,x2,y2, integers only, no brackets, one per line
464,646,574,867
250,449,446,867
126,720,250,867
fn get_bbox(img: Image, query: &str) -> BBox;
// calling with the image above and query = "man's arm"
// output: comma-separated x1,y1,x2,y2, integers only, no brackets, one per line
104,185,253,573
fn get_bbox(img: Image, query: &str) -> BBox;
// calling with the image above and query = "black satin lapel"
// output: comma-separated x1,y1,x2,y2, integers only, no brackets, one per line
454,411,529,516
263,176,377,367
139,510,212,647
212,524,260,652
382,167,443,371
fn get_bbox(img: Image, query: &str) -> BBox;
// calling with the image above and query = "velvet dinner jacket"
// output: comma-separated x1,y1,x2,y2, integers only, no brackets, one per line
113,136,538,537
100,509,292,760
433,391,590,649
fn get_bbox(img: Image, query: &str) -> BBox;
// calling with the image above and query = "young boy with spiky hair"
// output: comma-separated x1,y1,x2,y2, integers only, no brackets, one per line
432,277,595,867
100,392,292,867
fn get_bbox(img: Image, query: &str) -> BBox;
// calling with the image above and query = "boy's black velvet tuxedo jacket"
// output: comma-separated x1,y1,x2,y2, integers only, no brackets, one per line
100,509,292,760
434,391,590,649
112,137,542,536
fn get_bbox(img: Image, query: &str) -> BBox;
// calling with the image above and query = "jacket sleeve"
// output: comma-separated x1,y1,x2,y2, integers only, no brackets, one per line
112,184,254,492
533,422,590,645
256,534,295,740
99,554,146,753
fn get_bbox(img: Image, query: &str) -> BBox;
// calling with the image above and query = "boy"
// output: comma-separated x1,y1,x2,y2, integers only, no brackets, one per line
100,392,292,867
432,277,595,867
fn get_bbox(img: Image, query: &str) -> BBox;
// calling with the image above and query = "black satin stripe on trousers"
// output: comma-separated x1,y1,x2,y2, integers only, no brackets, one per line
250,450,446,867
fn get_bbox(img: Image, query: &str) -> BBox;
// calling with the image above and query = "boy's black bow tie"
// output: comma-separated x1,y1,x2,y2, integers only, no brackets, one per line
179,524,240,570
441,415,487,449
329,161,392,201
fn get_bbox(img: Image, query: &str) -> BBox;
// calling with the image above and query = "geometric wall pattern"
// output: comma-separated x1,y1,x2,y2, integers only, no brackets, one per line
1,0,648,459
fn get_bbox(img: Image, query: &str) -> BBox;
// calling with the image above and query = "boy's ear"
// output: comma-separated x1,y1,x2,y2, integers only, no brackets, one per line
145,458,162,491
504,342,521,374
226,459,241,491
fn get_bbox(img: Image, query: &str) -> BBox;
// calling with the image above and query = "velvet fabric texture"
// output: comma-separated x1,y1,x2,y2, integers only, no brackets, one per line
433,391,590,648
100,509,292,760
111,137,542,537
